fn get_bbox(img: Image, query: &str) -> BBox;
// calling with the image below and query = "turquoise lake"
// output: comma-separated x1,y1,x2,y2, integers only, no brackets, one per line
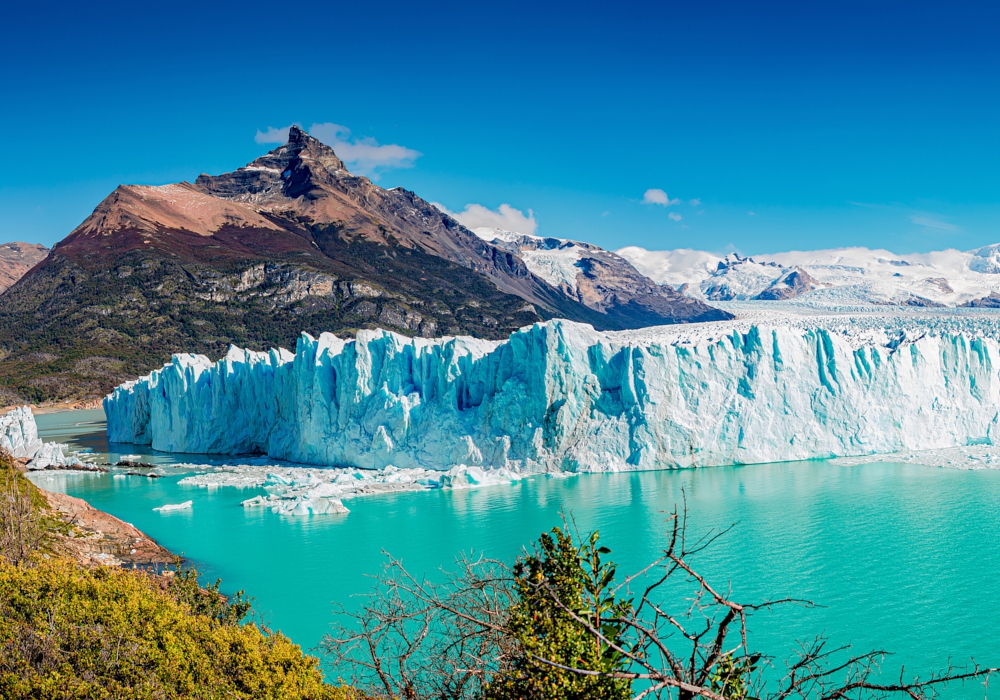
29,408,1000,695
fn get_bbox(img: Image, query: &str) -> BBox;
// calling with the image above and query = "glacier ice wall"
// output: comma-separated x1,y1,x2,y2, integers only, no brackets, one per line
0,406,81,468
1,407,43,459
105,320,1000,472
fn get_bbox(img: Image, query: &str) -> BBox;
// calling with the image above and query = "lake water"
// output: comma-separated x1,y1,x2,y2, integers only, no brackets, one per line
30,409,1000,695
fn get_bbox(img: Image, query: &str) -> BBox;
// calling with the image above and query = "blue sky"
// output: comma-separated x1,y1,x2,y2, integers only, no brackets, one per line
2,0,999,255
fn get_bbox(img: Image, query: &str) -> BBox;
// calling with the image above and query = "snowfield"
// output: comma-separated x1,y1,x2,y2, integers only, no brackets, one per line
105,305,1000,477
618,244,1000,306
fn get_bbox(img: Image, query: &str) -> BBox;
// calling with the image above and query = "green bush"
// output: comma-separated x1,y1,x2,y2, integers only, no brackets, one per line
483,526,634,700
0,557,348,699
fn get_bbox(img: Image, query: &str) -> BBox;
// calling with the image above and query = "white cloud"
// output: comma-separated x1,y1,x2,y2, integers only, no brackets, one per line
909,214,960,232
668,212,682,222
689,198,702,207
642,188,681,206
255,126,292,144
309,122,421,178
748,211,757,216
253,122,421,178
432,202,538,236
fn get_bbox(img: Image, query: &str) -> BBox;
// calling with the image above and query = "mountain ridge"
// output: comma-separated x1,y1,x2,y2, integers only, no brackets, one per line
0,128,725,402
619,245,1000,306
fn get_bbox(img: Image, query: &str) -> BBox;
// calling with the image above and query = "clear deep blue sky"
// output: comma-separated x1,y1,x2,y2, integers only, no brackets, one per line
2,0,999,254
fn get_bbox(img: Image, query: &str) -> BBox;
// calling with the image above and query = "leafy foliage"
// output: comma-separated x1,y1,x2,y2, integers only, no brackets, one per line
479,526,634,700
0,449,361,699
167,561,254,628
0,453,48,565
0,557,349,699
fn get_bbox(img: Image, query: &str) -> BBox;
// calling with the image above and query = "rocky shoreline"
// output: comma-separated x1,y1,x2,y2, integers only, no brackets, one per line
40,487,174,568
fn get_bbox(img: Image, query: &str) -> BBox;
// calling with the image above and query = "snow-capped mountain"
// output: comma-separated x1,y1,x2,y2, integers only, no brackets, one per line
471,227,729,325
617,244,1000,306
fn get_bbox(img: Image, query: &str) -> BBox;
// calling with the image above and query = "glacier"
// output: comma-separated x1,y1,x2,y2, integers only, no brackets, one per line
1,407,43,459
105,316,1000,473
1,406,84,468
617,243,1000,306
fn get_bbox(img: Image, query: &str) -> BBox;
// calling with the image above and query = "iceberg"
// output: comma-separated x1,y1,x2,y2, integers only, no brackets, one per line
105,318,1000,473
153,500,192,512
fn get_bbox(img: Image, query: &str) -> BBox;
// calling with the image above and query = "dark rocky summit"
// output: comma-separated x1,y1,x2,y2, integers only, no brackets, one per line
0,127,728,402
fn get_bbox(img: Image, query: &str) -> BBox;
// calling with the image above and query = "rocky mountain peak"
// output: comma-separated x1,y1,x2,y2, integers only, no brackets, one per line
193,126,347,208
282,125,346,173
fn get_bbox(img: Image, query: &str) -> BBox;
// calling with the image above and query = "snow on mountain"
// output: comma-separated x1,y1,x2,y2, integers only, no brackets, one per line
473,228,584,290
471,228,730,324
105,312,1000,473
617,244,1000,306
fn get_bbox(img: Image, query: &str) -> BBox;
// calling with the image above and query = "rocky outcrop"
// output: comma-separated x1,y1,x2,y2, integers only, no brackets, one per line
0,242,48,293
41,489,173,567
962,292,1000,308
192,127,603,321
477,229,730,325
754,268,825,300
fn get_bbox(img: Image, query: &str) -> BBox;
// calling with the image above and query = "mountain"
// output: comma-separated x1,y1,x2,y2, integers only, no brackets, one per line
0,127,725,402
692,254,827,302
472,228,728,326
618,245,1000,306
0,242,48,293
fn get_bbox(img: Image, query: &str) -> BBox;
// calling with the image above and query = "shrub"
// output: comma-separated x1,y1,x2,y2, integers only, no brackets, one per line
483,526,633,700
0,557,344,699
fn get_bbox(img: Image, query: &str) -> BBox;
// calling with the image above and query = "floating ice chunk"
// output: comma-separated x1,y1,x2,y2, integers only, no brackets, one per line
27,442,84,470
153,501,193,512
438,465,522,489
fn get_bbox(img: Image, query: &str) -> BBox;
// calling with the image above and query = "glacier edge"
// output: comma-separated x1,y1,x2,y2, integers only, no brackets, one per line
104,320,1000,472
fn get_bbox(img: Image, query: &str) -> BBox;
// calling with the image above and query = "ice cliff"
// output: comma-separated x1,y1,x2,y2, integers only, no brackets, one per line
104,319,1000,472
1,407,43,459
1,406,83,468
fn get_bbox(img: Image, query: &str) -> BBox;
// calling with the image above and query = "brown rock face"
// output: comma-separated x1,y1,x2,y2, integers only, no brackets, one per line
41,488,173,567
961,292,1000,308
0,242,48,293
193,126,588,317
754,268,824,300
483,232,730,325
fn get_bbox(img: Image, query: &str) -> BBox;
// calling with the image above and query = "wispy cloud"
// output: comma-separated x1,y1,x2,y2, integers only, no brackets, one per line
909,214,960,232
668,212,682,222
255,126,292,144
253,122,421,178
689,198,702,207
642,188,681,206
432,202,538,236
309,123,421,178
748,211,756,216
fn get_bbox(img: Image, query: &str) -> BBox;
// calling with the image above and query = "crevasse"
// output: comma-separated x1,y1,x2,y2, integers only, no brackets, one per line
104,320,1000,472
